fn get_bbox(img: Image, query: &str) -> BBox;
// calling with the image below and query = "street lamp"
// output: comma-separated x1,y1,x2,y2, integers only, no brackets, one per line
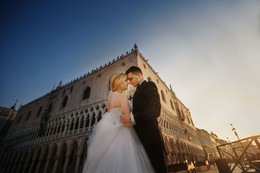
230,124,250,162
230,124,240,141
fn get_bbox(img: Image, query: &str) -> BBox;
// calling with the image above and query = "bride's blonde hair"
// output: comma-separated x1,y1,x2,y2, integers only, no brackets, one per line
109,73,126,92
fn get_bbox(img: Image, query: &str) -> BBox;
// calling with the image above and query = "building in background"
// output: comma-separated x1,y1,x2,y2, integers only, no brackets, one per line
197,128,221,163
0,104,17,158
0,45,209,173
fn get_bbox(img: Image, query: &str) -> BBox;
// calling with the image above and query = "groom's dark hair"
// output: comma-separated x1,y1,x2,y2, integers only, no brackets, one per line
126,66,143,75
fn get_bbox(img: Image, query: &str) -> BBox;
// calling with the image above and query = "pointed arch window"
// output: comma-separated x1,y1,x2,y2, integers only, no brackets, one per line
36,107,42,117
70,86,74,93
26,111,31,120
48,103,53,113
170,99,175,110
161,90,167,103
83,87,91,100
61,96,68,108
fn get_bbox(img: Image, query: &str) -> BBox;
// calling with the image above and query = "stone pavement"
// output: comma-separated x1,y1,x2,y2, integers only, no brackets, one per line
168,166,219,173
195,165,219,173
169,165,243,173
196,165,243,173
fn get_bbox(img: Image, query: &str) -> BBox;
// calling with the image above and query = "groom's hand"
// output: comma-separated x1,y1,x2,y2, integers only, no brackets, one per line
120,113,132,127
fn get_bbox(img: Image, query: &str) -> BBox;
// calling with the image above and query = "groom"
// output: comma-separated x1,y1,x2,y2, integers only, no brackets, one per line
121,66,168,173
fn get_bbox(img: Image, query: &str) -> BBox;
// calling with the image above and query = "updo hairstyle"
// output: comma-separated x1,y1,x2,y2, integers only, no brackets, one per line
109,73,126,92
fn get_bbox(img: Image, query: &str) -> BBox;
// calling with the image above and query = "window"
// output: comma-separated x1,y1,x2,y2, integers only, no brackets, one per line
36,107,42,117
170,100,175,110
48,103,53,113
161,90,167,103
70,86,73,93
61,96,68,108
83,87,91,100
26,111,31,120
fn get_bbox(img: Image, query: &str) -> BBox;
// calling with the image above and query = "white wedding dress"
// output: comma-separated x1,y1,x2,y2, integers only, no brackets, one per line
83,107,155,173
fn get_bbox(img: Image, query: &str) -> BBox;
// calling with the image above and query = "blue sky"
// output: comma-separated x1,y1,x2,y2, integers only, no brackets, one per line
1,0,260,141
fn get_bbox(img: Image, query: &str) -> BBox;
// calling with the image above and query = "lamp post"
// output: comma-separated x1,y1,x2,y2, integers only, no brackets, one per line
230,124,241,141
230,124,250,162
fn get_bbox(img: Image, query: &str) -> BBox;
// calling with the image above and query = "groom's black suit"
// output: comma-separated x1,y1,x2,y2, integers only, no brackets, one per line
132,80,168,173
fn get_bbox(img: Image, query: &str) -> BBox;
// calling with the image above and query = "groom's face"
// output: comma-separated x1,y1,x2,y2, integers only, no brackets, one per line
127,72,142,87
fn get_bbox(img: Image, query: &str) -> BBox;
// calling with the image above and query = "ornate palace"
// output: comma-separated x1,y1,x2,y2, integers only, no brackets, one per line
0,45,206,173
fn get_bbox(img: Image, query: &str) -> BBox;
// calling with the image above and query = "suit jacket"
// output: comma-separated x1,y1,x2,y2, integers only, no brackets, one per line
132,80,168,173
132,80,161,144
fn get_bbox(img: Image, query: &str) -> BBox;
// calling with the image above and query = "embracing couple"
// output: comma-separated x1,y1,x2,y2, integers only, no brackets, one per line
83,66,168,173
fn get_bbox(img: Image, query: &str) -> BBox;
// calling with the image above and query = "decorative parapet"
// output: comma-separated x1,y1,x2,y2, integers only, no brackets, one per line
3,101,107,149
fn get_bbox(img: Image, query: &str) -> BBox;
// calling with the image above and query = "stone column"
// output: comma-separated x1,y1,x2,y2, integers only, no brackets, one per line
88,115,93,131
51,156,60,173
21,162,29,173
62,154,70,173
22,149,35,173
29,126,34,141
74,154,81,173
43,158,50,173
94,112,98,124
63,120,68,137
35,158,42,173
55,121,61,137
59,120,63,136
42,123,49,140
28,159,36,173
72,116,77,134
21,130,25,143
77,116,82,134
35,150,47,173
68,118,72,134
25,126,30,142
32,125,38,140
83,113,87,132
49,123,54,137
34,127,39,140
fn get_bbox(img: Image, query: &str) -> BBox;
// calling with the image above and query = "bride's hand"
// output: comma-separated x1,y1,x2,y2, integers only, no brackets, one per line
123,122,132,127
120,113,132,126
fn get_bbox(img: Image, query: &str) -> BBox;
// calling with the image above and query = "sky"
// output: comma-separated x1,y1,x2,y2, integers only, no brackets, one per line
1,0,259,141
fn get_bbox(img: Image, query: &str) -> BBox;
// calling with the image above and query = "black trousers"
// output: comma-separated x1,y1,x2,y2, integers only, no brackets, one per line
143,142,168,173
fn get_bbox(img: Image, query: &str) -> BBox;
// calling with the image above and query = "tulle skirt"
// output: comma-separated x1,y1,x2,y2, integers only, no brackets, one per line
83,112,155,173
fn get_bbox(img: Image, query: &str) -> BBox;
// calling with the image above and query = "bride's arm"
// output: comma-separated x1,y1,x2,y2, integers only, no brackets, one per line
120,95,132,126
120,95,130,116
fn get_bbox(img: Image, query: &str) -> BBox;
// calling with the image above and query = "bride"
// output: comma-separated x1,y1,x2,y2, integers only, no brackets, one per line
83,73,155,173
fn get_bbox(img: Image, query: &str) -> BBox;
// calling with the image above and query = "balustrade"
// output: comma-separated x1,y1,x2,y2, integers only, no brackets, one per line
2,102,107,147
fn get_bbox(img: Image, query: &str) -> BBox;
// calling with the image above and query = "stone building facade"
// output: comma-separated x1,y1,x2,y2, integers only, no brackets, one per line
0,105,17,160
196,128,219,161
0,106,17,138
0,45,205,173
